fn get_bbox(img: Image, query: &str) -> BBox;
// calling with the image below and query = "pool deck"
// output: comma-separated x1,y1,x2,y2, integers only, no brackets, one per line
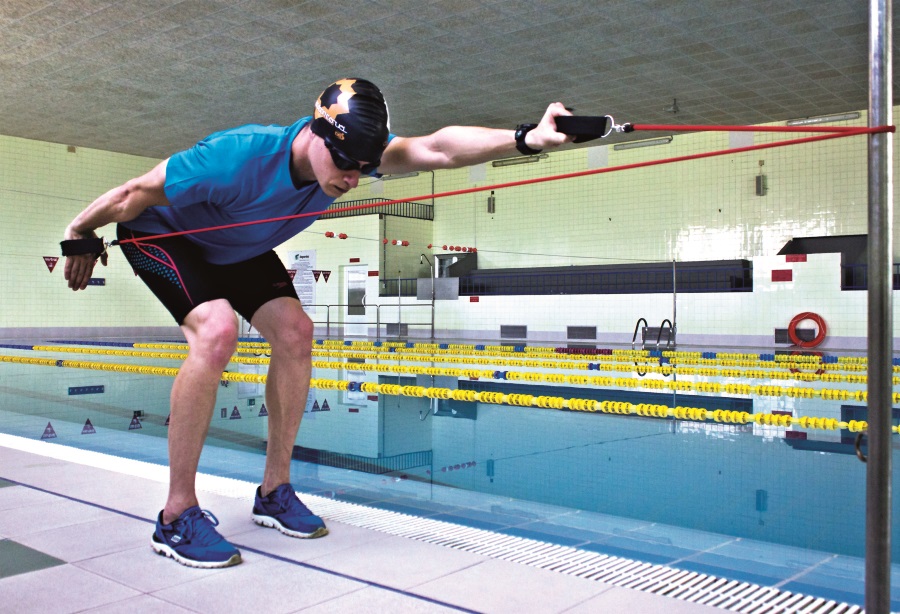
0,442,731,614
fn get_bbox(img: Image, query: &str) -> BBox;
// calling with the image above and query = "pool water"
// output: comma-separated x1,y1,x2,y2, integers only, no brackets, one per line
0,339,897,608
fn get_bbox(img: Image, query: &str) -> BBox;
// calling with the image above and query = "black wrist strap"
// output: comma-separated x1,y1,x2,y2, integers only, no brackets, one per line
61,237,105,257
515,124,541,156
555,116,623,143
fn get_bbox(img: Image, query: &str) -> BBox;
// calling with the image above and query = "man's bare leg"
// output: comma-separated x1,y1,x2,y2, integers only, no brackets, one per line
162,299,238,524
250,296,313,496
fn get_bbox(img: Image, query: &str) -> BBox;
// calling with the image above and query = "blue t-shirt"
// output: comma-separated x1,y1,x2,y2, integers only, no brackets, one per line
125,116,355,265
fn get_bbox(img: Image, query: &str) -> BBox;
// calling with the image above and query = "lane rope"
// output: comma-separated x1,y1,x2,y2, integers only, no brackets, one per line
0,353,885,434
23,340,885,376
2,344,890,403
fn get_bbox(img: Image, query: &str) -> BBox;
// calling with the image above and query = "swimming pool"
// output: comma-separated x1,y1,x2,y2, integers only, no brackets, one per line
0,338,896,609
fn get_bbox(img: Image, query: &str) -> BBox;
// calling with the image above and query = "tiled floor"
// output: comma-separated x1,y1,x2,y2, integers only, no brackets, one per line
0,445,728,614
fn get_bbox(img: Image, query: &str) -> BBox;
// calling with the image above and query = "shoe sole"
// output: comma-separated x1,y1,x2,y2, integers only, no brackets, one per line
252,513,329,539
151,537,242,569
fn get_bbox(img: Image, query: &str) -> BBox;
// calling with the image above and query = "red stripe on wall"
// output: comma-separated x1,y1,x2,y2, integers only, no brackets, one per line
368,270,379,276
785,254,807,262
470,296,480,302
772,269,793,282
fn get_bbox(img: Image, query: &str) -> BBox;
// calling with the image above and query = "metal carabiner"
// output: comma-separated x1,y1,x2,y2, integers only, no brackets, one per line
604,115,634,136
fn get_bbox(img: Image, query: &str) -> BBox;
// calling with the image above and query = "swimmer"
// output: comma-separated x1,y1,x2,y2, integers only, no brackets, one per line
62,78,573,568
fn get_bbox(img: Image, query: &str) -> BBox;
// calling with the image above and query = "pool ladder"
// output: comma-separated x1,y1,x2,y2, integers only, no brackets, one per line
632,318,676,378
632,317,676,351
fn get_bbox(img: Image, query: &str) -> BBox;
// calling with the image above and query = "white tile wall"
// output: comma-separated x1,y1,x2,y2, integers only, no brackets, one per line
4,109,896,348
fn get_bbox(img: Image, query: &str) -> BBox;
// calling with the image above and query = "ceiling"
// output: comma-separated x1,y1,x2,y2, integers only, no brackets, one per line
0,0,896,159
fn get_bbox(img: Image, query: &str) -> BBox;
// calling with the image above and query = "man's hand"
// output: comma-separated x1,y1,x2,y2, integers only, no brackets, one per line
525,102,576,150
63,228,106,291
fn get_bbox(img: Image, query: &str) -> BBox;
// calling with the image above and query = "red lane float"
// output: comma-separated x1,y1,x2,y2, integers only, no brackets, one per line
789,350,825,375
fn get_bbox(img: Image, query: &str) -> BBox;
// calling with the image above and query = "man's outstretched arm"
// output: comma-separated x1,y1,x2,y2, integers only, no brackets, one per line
378,102,574,174
64,159,170,291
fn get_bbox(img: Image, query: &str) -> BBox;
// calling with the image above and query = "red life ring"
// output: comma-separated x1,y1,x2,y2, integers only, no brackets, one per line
788,312,827,348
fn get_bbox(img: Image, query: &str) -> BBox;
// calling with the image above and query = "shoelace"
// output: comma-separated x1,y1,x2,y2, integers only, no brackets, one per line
174,508,223,546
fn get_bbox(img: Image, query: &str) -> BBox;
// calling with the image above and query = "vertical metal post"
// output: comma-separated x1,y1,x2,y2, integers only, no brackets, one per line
430,260,435,340
421,254,436,339
672,260,677,345
866,0,893,612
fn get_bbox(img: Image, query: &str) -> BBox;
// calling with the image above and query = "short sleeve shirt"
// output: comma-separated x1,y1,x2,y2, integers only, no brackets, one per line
125,117,336,265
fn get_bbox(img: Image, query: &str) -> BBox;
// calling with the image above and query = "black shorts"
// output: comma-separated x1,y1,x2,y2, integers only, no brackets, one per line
117,225,299,325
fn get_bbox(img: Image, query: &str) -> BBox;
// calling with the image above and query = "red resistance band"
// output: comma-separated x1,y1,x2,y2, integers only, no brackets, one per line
113,124,894,246
630,123,882,133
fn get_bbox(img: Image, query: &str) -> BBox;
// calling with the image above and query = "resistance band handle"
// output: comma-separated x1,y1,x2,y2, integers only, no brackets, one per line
555,116,612,143
61,237,105,258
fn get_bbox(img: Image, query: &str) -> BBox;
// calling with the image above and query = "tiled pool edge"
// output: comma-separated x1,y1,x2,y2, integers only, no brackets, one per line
0,433,863,614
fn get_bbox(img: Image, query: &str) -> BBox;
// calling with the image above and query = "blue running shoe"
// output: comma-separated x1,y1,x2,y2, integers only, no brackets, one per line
252,484,328,538
151,506,242,568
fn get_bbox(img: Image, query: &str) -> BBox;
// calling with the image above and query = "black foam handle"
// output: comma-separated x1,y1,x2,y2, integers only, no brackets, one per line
555,116,610,143
61,237,104,257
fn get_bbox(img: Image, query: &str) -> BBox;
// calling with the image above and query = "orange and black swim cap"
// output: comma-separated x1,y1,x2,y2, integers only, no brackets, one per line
310,78,390,163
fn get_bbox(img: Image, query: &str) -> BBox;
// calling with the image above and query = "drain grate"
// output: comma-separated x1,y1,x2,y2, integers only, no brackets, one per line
0,434,862,614
308,497,861,614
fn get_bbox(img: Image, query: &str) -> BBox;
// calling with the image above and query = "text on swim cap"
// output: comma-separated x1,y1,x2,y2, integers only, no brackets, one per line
315,101,347,134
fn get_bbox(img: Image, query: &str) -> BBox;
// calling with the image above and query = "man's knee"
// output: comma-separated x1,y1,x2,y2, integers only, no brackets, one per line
283,309,314,350
269,306,314,355
184,303,239,367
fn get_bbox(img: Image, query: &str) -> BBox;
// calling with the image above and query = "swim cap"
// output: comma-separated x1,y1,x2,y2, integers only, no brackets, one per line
311,78,390,163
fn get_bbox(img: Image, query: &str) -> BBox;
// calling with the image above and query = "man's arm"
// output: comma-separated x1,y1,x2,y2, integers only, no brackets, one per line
378,102,574,174
64,159,170,291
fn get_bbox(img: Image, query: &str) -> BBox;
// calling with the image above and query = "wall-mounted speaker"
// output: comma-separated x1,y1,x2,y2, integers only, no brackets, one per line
756,174,767,196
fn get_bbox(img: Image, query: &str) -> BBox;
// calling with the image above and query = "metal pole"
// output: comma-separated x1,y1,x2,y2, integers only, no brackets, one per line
422,254,435,340
672,260,677,345
866,0,893,612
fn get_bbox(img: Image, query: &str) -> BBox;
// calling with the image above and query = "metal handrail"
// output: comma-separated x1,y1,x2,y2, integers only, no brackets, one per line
632,318,648,350
657,318,675,350
305,303,434,339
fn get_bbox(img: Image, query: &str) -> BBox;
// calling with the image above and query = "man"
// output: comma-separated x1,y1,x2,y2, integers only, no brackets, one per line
63,78,572,568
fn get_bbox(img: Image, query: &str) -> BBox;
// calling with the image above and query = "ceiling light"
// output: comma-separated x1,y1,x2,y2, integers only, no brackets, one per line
491,154,548,167
613,136,673,151
786,112,861,126
381,172,420,180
